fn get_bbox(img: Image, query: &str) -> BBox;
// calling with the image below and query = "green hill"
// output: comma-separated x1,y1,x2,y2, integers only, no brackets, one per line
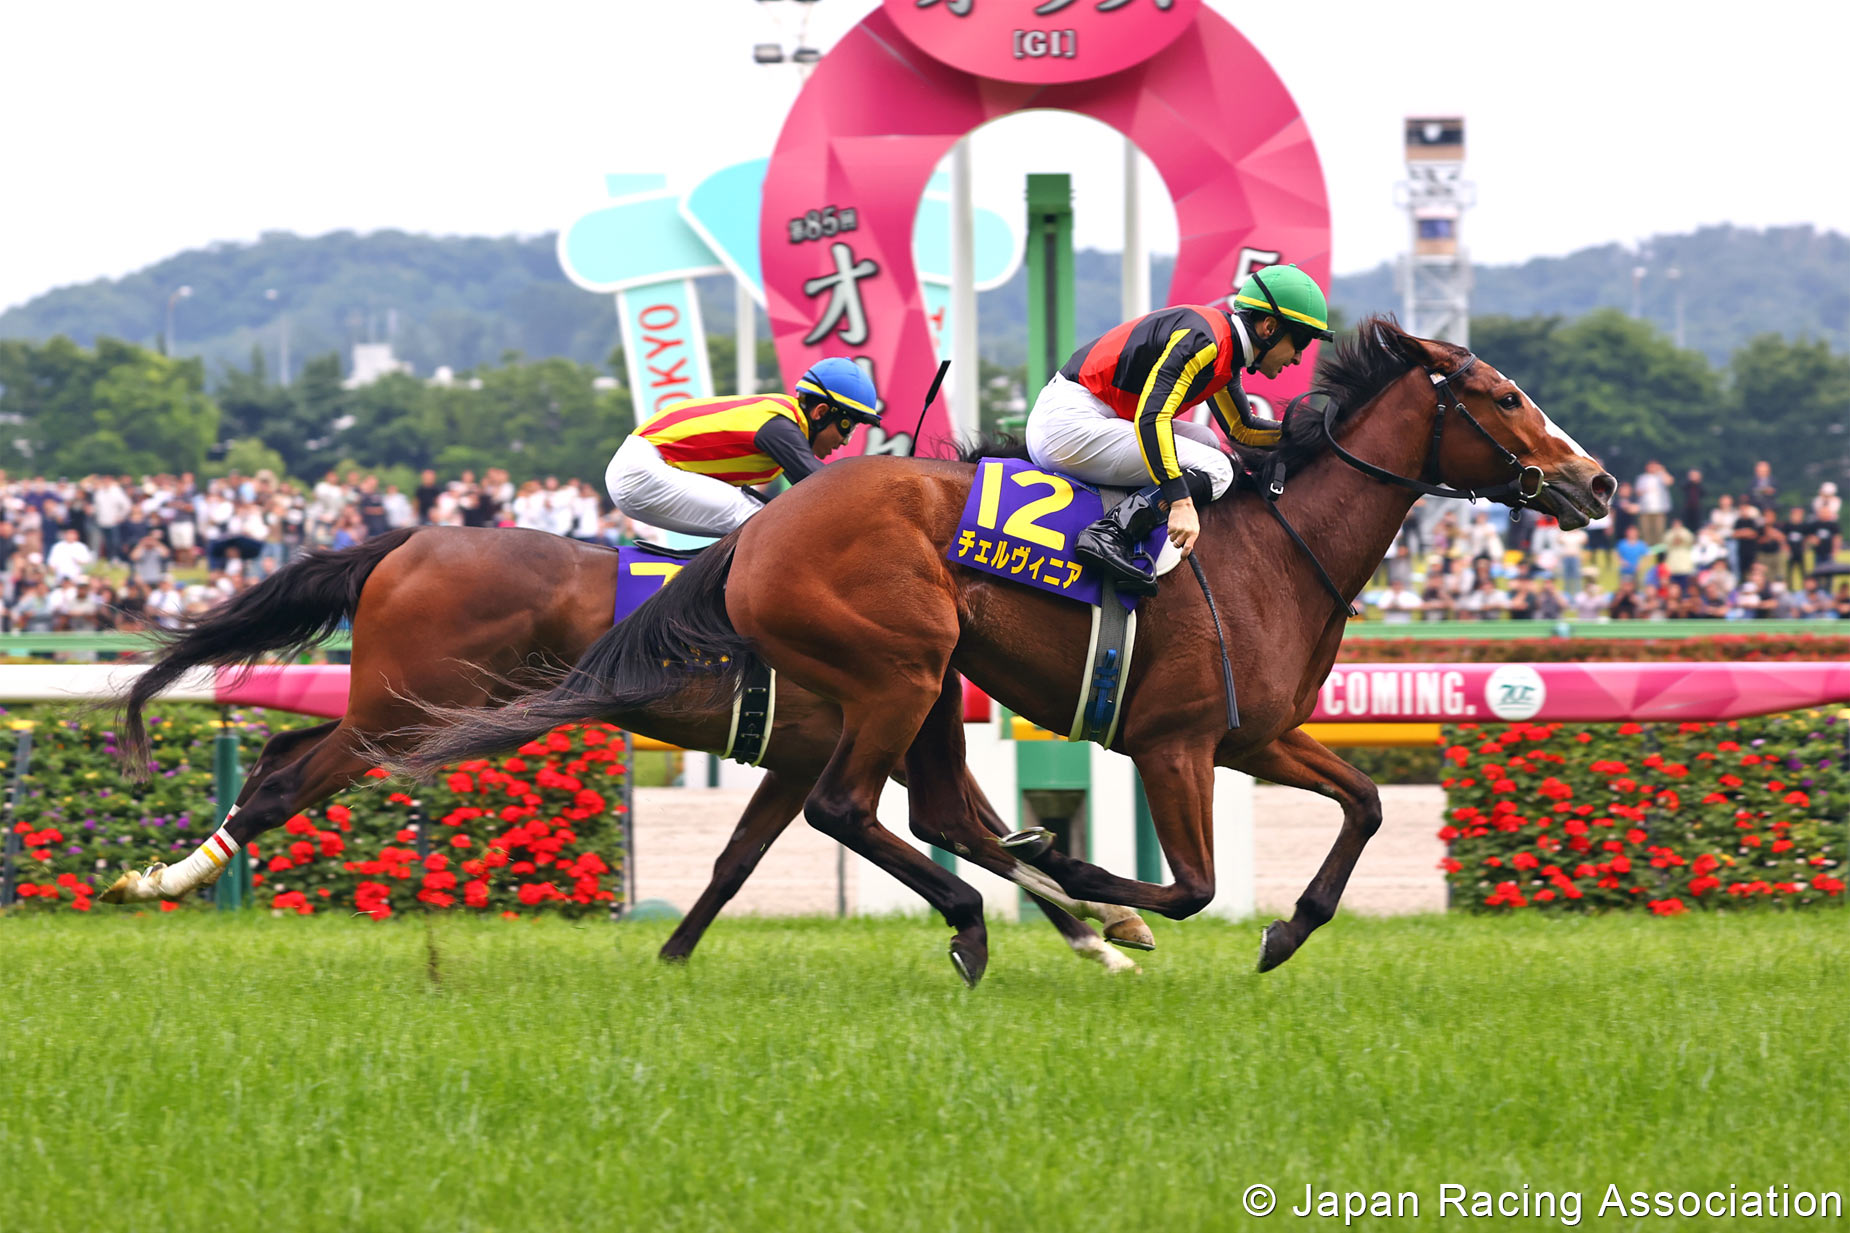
2,224,1844,385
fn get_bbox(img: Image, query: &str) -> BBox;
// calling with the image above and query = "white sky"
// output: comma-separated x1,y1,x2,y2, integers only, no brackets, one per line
4,0,1847,312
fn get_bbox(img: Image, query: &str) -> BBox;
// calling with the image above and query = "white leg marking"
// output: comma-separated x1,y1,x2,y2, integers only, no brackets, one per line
1068,933,1140,974
1008,861,1144,929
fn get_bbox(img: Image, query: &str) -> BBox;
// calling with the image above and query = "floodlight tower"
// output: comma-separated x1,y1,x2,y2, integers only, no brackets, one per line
1395,116,1475,346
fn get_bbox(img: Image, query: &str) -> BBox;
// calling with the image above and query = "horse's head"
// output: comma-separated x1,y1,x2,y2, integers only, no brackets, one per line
1382,327,1616,529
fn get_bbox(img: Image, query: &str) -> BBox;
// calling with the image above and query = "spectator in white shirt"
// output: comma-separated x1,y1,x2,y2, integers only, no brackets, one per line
46,527,94,582
571,481,603,541
1372,579,1424,624
146,578,186,630
92,477,132,560
382,485,416,530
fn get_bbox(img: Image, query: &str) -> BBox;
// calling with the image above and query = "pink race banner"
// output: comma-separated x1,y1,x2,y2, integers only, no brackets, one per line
1312,663,1850,725
167,662,1850,727
760,1,1329,456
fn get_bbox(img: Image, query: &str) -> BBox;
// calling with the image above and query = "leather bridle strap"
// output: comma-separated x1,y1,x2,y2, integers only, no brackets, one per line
1304,356,1548,511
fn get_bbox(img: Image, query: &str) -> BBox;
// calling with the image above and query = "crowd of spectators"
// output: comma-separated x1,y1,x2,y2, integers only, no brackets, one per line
1365,459,1850,623
0,467,645,635
5,455,1847,637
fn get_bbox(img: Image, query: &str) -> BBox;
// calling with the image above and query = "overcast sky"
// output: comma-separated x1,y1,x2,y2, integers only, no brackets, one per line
4,0,1846,312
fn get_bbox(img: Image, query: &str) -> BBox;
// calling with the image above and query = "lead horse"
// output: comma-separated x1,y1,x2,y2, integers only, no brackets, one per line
398,318,1616,980
104,525,1149,978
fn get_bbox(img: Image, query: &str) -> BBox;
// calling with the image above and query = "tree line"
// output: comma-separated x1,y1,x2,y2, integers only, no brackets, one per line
1,313,1845,500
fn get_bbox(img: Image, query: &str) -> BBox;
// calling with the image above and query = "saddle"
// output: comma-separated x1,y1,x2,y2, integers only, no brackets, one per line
613,540,775,766
947,459,1184,745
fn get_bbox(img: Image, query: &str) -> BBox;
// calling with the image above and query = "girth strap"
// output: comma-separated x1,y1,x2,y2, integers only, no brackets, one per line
723,661,777,767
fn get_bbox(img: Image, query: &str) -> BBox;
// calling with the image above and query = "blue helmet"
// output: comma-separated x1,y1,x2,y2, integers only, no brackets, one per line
795,357,881,429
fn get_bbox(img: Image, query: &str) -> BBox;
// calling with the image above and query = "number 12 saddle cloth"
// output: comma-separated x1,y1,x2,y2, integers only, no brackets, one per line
947,457,1183,745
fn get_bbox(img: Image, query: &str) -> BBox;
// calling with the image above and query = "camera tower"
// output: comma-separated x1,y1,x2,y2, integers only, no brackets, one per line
1395,116,1475,346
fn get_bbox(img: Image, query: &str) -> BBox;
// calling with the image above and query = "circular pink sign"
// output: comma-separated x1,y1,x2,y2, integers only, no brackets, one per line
882,0,1203,84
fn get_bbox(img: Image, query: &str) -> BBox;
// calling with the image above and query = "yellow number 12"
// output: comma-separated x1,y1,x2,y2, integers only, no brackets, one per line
975,463,1073,551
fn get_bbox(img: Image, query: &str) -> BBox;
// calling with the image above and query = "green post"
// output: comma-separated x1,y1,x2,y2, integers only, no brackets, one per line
1134,776,1162,883
212,713,248,911
1024,173,1076,411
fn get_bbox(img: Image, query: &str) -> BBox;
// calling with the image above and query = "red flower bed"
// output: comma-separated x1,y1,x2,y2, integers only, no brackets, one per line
249,724,627,920
1440,709,1847,913
5,709,627,920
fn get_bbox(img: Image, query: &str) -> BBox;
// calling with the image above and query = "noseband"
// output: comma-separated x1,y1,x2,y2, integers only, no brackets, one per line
1306,351,1548,520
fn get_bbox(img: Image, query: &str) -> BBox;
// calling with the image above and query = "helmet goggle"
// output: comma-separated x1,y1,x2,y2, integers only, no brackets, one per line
800,369,876,439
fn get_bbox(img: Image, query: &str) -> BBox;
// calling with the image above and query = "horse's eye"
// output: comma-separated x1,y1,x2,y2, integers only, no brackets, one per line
1496,393,1523,411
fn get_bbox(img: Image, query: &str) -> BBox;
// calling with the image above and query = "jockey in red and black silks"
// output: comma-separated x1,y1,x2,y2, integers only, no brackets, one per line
1025,264,1335,595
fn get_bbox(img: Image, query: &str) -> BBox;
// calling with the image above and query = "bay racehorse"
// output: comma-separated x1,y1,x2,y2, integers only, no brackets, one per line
103,525,1149,978
395,317,1615,979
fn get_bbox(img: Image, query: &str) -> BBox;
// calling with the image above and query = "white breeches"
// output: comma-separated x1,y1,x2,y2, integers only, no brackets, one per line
1024,373,1234,500
605,435,764,538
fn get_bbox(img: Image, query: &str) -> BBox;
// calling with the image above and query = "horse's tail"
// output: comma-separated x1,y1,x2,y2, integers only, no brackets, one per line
116,527,420,778
393,531,758,778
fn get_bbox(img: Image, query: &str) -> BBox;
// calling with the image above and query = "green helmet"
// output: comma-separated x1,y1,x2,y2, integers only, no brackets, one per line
1232,264,1334,342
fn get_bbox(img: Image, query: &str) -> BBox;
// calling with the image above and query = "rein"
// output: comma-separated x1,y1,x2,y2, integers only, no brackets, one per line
1306,352,1547,516
1249,350,1548,623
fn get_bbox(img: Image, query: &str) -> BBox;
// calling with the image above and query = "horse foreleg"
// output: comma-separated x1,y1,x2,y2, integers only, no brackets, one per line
658,771,809,963
100,720,343,904
1001,745,1220,922
1230,727,1383,973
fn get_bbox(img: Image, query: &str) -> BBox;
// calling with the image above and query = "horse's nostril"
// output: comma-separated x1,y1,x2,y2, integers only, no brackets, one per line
1591,472,1618,503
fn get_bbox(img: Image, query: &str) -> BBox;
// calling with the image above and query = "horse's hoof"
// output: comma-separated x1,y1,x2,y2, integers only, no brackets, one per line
656,950,690,965
1104,918,1156,951
949,939,988,988
99,864,165,905
999,827,1055,859
1256,920,1296,973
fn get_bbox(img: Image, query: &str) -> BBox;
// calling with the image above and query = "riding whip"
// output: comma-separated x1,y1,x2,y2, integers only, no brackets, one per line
1188,555,1241,730
910,359,953,453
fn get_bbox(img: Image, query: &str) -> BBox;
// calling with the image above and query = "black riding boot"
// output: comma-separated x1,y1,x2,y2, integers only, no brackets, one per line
1075,484,1166,596
1074,469,1216,597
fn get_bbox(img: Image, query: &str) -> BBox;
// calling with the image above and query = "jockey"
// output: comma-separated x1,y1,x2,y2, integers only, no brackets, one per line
606,357,881,537
1025,264,1334,594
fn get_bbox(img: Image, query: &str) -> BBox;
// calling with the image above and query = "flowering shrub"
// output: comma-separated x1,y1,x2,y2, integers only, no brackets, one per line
1440,709,1847,913
3,705,626,920
1342,635,1850,664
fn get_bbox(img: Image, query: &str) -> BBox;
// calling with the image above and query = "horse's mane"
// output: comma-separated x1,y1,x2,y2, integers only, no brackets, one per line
951,433,1034,465
1256,313,1432,472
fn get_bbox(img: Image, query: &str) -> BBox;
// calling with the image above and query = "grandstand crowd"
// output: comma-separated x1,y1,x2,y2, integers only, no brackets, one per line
0,468,641,634
1,458,1845,634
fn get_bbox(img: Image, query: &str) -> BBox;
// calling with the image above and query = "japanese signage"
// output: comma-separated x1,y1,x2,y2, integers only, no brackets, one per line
947,457,1160,609
760,4,1329,460
886,0,1204,86
558,178,719,421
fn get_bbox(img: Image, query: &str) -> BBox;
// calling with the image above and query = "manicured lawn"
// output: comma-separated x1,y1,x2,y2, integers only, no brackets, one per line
4,911,1845,1231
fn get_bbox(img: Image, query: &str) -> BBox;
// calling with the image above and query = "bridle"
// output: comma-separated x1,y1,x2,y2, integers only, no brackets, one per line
1303,348,1549,520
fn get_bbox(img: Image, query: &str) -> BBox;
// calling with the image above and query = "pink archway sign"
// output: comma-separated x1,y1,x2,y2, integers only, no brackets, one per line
761,1,1330,457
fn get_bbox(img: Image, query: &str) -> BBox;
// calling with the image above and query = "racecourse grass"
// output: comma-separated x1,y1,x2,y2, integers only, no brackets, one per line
4,911,1847,1233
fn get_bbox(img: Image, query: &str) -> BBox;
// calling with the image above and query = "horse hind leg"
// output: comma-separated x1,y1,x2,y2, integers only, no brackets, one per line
904,674,1150,967
658,771,809,963
1231,728,1383,973
800,682,990,986
100,720,341,905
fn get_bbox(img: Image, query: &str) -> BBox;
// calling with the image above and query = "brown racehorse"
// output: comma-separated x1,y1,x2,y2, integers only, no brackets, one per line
102,526,1148,978
397,318,1615,980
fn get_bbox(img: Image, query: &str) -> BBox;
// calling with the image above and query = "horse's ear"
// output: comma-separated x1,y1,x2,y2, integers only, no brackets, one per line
1370,316,1435,368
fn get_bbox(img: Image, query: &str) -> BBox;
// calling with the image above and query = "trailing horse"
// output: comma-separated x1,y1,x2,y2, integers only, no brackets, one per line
105,525,1148,980
399,318,1615,979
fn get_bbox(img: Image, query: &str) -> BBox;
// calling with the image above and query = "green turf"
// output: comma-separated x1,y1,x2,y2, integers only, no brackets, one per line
4,911,1846,1232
